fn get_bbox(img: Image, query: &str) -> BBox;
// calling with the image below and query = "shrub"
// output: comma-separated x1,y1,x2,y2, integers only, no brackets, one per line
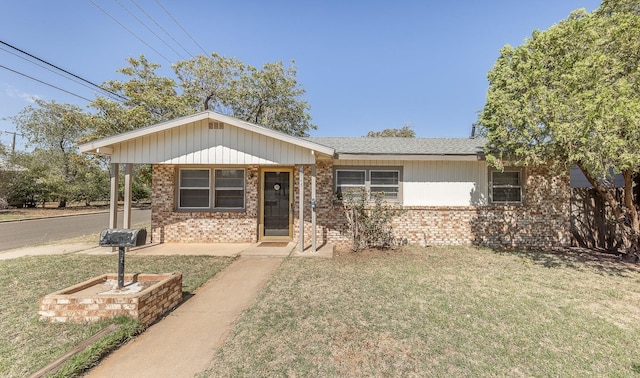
340,188,402,251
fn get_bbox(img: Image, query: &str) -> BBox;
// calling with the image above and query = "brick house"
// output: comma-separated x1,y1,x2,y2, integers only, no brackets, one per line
79,111,571,250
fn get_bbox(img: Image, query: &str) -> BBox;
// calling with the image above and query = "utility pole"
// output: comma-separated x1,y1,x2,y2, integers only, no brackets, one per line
2,131,19,153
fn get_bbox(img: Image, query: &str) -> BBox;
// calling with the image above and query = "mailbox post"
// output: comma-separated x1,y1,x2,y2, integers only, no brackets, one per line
99,228,147,288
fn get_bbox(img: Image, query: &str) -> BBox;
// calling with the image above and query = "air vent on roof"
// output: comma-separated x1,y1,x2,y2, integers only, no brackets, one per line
208,121,224,130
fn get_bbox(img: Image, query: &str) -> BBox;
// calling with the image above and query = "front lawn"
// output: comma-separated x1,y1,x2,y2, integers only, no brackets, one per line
205,246,640,376
0,254,233,377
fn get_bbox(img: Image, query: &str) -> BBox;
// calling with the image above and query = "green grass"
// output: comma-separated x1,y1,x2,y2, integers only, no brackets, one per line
0,254,234,377
204,246,640,376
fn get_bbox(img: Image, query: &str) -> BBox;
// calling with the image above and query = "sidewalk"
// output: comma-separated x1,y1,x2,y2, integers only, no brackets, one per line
85,255,285,378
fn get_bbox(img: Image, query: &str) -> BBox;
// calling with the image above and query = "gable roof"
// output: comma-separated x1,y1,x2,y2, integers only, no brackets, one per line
78,111,335,157
78,111,335,164
305,137,486,160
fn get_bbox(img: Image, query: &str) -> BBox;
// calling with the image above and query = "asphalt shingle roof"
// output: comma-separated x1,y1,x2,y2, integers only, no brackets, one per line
305,137,486,155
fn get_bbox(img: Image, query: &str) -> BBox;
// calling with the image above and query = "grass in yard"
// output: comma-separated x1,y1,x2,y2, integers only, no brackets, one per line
0,254,234,377
204,246,640,377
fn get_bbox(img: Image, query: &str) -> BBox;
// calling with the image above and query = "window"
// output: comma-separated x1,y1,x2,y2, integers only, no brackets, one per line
490,169,523,204
214,169,245,208
179,169,210,208
370,170,399,200
178,168,245,210
335,167,401,202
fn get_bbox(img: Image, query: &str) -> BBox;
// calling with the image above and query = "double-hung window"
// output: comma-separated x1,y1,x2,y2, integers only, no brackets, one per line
214,169,245,208
370,170,399,200
335,167,401,202
179,169,210,209
490,169,523,204
335,170,366,199
178,168,245,210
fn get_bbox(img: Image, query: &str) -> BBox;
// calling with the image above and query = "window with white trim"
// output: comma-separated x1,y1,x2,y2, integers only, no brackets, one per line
490,169,523,204
178,168,245,210
335,167,401,202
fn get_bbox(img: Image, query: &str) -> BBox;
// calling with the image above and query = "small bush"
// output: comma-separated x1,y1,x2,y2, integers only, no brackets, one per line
340,188,402,251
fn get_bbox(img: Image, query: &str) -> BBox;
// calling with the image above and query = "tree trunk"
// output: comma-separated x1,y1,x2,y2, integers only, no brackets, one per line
577,163,640,259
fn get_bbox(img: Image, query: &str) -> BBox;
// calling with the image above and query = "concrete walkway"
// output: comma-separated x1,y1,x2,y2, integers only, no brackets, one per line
85,255,285,378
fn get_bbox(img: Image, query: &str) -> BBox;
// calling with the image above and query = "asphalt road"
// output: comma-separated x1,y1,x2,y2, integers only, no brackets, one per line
0,209,151,252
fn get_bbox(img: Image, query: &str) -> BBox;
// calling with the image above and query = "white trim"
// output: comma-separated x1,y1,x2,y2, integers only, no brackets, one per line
489,168,524,205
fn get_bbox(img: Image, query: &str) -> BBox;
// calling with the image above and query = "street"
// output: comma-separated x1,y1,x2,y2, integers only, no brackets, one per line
0,209,151,251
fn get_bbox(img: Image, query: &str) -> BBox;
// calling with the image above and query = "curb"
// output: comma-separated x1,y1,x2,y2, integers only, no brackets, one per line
0,207,150,223
0,210,110,223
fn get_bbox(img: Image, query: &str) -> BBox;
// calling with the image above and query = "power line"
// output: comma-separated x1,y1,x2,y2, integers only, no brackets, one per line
0,40,127,102
116,0,186,61
155,0,208,56
0,64,93,102
0,45,123,102
89,0,172,64
130,0,195,59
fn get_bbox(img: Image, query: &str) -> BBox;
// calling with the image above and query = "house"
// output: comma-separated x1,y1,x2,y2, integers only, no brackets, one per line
79,111,571,250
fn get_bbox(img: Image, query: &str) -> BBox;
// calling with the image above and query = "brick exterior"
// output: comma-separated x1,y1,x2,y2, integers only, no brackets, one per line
38,273,182,327
151,165,259,243
151,162,570,249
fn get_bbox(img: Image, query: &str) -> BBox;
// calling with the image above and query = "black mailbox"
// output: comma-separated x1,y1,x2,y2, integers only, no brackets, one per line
99,228,147,247
99,228,147,288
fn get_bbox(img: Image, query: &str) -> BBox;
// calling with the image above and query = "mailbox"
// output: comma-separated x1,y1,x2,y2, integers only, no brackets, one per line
99,228,147,247
99,228,147,288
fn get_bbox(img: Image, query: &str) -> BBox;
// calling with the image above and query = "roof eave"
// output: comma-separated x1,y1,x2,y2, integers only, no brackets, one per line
336,153,485,161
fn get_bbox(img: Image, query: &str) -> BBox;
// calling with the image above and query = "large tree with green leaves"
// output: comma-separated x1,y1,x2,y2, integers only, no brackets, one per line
478,1,640,257
12,100,95,206
91,53,316,139
175,54,315,136
89,55,192,140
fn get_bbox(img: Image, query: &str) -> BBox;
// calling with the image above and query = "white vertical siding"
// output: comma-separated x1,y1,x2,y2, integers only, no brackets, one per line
109,120,315,164
335,159,489,206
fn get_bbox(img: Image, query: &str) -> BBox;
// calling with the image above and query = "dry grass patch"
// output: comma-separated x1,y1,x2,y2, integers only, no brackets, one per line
0,254,233,377
204,246,640,376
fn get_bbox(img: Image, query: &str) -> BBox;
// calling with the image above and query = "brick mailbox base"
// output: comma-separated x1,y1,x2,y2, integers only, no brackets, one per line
39,273,182,327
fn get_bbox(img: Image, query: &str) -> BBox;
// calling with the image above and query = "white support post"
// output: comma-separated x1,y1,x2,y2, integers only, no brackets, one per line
298,164,304,252
109,163,119,229
311,162,317,253
123,164,133,229
109,163,119,253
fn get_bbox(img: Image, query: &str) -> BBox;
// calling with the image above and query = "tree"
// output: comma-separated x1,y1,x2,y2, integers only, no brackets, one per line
366,124,415,137
175,54,316,137
174,52,244,113
90,55,191,140
478,4,640,258
12,100,94,207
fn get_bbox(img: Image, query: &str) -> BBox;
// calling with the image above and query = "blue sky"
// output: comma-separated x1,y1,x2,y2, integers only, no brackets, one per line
0,0,601,150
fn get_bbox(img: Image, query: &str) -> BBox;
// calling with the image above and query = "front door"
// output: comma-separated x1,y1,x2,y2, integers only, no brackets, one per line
261,169,293,239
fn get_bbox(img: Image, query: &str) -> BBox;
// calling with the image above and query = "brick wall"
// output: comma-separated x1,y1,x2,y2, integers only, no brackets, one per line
151,162,570,249
301,162,571,249
151,165,259,243
39,273,182,327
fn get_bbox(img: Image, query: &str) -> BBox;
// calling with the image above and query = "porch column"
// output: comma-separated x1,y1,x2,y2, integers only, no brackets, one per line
298,164,304,252
123,164,133,229
311,162,317,253
109,163,119,229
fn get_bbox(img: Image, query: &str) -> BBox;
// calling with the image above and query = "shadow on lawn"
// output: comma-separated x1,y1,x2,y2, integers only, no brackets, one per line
489,246,640,277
